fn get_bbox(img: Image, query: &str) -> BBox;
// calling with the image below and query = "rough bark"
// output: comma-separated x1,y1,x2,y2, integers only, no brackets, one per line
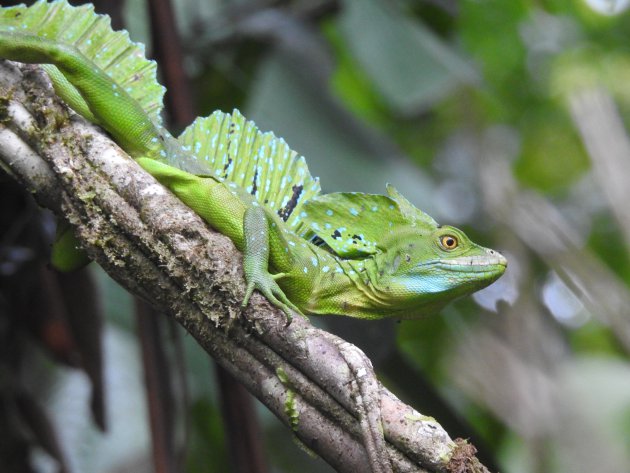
0,60,491,473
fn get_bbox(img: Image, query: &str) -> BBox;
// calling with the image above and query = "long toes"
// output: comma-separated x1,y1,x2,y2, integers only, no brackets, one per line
240,276,304,324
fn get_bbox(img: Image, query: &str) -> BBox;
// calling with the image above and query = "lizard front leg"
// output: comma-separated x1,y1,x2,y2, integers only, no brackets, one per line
137,158,304,321
242,206,303,323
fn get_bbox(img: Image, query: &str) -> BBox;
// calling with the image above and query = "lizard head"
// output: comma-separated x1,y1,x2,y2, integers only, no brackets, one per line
299,185,506,318
373,223,507,317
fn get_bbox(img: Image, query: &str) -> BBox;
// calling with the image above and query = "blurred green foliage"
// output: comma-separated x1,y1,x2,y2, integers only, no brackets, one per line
19,0,630,472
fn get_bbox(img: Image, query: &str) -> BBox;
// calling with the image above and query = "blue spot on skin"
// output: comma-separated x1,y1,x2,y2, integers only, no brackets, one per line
322,266,330,273
303,267,308,273
350,208,359,216
311,257,318,266
326,209,333,216
371,206,378,212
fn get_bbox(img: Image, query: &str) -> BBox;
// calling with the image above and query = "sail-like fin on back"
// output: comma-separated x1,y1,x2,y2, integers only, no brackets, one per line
177,109,321,222
0,0,164,124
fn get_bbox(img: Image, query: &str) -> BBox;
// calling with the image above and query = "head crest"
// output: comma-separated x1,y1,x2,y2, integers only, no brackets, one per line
386,184,438,229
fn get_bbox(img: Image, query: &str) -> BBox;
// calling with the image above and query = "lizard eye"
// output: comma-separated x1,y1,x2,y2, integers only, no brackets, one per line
439,235,458,250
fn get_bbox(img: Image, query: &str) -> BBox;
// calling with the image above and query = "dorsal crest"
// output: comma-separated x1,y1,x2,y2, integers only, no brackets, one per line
177,109,320,222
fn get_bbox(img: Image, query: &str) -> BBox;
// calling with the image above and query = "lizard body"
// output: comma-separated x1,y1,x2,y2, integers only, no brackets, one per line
0,0,506,320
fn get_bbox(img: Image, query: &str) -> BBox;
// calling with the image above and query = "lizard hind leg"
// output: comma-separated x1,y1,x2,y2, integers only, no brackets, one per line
0,0,166,158
242,206,304,324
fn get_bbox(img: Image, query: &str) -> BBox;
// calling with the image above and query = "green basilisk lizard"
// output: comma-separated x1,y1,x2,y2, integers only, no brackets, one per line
0,0,506,321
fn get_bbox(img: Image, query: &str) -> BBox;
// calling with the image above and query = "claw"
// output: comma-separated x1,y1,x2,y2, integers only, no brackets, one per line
242,282,256,308
241,275,304,326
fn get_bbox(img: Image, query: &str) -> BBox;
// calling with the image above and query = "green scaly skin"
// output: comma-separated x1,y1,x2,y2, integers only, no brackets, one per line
0,1,506,321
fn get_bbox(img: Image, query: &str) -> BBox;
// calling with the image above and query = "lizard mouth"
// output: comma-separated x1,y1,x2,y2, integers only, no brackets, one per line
419,253,508,274
441,253,507,268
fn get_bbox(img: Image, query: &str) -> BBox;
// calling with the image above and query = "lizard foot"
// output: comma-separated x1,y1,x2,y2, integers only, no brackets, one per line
242,272,304,325
242,206,306,325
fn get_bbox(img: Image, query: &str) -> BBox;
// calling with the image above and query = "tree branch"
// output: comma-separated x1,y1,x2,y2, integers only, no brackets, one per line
0,60,490,473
